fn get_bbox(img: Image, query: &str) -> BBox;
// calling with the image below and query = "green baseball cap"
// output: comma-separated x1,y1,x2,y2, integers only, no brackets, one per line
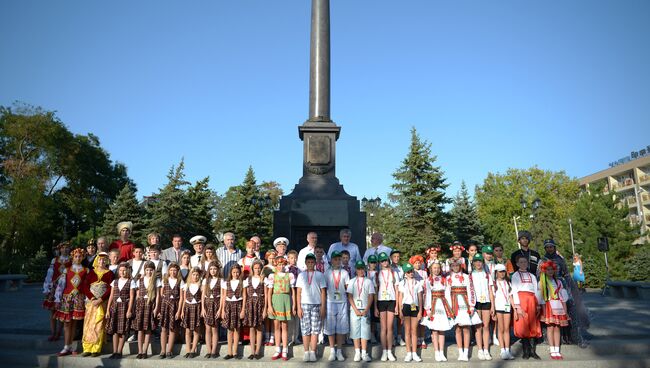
481,245,493,254
368,255,378,263
377,252,389,262
473,253,484,262
330,251,342,258
390,249,401,256
355,260,366,269
305,253,316,261
402,262,414,272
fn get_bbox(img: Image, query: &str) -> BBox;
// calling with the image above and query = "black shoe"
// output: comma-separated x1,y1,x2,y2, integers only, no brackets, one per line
159,353,166,359
522,341,531,360
530,340,541,360
255,354,262,360
205,354,212,359
166,352,173,358
184,353,191,358
142,353,148,359
224,354,233,360
81,352,91,357
91,353,100,358
247,354,255,360
212,353,220,359
235,355,242,360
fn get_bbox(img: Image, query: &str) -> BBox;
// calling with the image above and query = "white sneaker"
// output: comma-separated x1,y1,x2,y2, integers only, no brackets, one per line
507,351,515,360
412,352,422,362
404,352,412,362
387,350,396,361
440,352,447,362
457,349,464,361
303,352,310,362
500,350,508,360
478,349,485,360
328,349,336,362
362,352,372,362
336,349,345,361
354,351,361,362
459,350,469,361
127,334,136,342
484,350,492,360
434,351,440,362
399,337,406,346
380,350,388,362
309,351,317,362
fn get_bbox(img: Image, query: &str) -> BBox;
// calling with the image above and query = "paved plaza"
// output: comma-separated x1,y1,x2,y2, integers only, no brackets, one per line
0,284,649,367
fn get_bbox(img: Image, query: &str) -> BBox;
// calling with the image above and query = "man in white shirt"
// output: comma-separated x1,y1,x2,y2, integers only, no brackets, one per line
297,232,329,271
328,229,361,270
362,232,392,264
216,232,243,277
189,235,206,268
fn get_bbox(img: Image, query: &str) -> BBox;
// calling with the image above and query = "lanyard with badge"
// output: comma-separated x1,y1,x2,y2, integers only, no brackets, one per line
333,270,342,300
355,277,365,309
407,279,417,311
498,280,510,312
381,270,391,300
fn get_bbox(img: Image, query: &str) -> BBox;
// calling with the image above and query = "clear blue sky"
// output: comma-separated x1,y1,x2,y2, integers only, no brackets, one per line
1,0,649,202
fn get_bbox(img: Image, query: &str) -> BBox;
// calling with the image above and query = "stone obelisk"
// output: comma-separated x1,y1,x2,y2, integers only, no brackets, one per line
273,0,366,252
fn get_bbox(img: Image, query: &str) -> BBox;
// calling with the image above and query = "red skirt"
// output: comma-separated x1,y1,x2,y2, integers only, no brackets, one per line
513,291,541,338
541,302,570,327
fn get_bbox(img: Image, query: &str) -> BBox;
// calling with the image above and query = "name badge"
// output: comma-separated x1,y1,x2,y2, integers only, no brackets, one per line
334,291,341,300
479,295,487,303
381,290,389,300
410,304,417,312
355,299,363,308
503,304,511,313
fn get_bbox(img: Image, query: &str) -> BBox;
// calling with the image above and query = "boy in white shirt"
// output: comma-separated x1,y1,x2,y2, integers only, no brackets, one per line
296,253,327,362
347,260,375,362
324,251,350,361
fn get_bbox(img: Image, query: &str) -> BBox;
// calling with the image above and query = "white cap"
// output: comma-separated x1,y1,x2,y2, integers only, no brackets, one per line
495,264,507,272
190,235,207,245
273,237,289,248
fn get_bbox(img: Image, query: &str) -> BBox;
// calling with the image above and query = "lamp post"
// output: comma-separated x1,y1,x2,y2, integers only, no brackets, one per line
519,196,542,248
361,197,381,243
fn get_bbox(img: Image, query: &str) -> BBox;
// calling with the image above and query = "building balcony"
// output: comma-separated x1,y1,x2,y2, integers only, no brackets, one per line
627,196,637,206
642,193,650,204
615,179,635,192
639,174,650,185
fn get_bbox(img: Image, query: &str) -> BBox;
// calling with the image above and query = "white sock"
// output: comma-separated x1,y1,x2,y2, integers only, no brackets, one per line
355,348,360,354
361,349,367,355
276,346,281,353
283,347,288,353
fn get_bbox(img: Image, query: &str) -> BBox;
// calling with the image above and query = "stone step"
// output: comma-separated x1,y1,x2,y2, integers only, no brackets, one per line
11,352,650,368
6,333,650,361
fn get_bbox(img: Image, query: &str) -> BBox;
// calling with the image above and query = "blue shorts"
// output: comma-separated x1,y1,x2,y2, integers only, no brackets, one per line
349,310,371,340
324,301,349,335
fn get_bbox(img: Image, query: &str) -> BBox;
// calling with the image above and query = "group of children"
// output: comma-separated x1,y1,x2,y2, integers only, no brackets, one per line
43,237,572,362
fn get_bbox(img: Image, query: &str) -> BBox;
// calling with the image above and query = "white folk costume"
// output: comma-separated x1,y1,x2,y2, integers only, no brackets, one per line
421,275,455,331
447,272,481,326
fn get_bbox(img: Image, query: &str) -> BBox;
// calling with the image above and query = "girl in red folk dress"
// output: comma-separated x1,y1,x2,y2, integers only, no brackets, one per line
448,258,481,361
54,247,88,356
132,261,161,359
80,252,114,357
181,267,203,358
446,242,467,275
104,262,134,359
243,260,267,359
511,255,543,360
539,260,570,360
201,261,222,358
43,241,70,342
158,263,182,358
421,261,455,362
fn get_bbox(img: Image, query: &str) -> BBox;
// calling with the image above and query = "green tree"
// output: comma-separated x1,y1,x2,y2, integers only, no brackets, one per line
388,128,450,256
142,160,193,248
571,182,640,286
101,183,145,243
186,177,217,241
475,167,580,257
449,181,483,245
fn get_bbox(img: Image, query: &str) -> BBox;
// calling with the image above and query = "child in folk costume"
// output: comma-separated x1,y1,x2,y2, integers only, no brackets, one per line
511,255,543,360
221,264,245,359
147,246,168,280
397,262,424,362
470,253,495,360
285,249,301,345
539,260,570,360
158,262,182,359
128,244,146,280
199,244,219,272
201,261,222,358
54,248,89,356
448,258,481,361
104,262,134,359
296,253,327,362
262,250,277,347
80,252,114,357
132,261,161,359
179,250,192,282
314,246,329,273
446,242,467,274
374,252,399,362
425,246,446,273
43,241,70,342
347,261,375,362
266,255,295,360
181,267,203,358
422,261,455,362
493,263,515,360
409,255,427,349
239,240,258,277
324,251,350,362
243,260,267,359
